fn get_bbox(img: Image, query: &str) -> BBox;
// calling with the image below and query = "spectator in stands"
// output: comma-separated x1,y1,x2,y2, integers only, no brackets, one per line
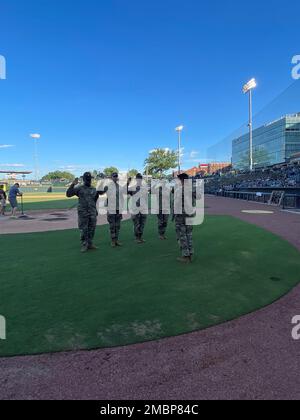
205,162,300,194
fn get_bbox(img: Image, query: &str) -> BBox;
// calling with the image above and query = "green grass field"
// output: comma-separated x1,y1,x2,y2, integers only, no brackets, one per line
5,192,77,211
1,216,300,357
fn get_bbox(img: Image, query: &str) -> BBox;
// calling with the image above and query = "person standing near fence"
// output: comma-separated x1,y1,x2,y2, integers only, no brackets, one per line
8,183,23,219
0,188,7,216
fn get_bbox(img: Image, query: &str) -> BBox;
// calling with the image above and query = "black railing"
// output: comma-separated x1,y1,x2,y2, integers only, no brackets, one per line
215,190,271,204
212,190,300,210
282,194,300,210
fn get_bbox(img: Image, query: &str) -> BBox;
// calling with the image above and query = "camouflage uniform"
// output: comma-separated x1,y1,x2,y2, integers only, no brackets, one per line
173,182,196,258
157,214,169,236
107,214,122,241
175,215,194,257
128,180,148,240
106,183,123,240
66,184,98,248
132,213,147,240
99,181,124,242
156,186,169,236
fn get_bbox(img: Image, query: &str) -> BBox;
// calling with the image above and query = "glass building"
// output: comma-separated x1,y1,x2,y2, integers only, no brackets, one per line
232,113,300,169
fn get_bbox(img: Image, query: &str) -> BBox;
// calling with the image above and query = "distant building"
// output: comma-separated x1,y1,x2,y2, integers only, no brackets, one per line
186,166,200,177
206,162,231,174
232,113,300,169
0,170,32,181
199,164,209,174
174,162,231,177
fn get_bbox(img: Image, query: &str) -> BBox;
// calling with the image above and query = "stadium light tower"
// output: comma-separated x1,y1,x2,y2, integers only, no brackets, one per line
243,78,257,171
30,133,41,181
175,125,184,173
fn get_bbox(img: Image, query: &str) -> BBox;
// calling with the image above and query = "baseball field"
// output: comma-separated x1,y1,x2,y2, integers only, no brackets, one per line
5,191,77,211
1,195,300,399
1,202,300,357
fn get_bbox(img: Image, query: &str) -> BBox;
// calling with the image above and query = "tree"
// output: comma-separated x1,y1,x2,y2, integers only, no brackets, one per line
104,167,119,177
42,171,75,182
144,149,178,178
128,169,139,178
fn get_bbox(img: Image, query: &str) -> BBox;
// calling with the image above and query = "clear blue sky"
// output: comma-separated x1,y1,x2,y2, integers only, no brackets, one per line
0,0,299,176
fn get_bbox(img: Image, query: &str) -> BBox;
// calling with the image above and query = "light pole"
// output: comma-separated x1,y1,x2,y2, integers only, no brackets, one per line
30,134,41,182
243,78,257,171
175,125,184,173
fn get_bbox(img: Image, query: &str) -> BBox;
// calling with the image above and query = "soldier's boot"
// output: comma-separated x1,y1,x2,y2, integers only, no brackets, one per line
159,235,167,240
81,245,89,253
177,256,192,264
111,241,117,248
116,241,123,247
88,244,98,250
136,237,144,244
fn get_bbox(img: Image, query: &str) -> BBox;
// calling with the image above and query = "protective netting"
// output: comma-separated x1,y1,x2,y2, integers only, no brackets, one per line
206,80,300,166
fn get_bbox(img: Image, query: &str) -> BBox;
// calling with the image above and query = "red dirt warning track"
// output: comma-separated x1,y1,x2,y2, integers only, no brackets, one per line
0,196,300,400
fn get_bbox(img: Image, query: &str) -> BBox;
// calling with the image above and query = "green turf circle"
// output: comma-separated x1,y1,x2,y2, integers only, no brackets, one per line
0,216,299,357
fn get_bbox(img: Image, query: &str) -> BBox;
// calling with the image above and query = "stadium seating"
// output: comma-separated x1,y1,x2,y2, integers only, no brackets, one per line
204,162,300,194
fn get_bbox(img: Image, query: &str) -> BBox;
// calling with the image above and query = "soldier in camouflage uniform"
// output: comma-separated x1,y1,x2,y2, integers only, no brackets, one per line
98,172,124,248
128,173,148,244
158,213,169,239
132,212,147,243
66,172,99,253
154,182,170,240
107,213,122,247
173,173,195,264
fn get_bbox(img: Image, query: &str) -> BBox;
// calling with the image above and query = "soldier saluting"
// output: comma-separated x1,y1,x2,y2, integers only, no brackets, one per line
66,172,100,253
98,172,127,248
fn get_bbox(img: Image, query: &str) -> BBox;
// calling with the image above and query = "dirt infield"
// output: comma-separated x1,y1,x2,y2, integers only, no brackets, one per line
0,210,108,234
24,194,67,199
0,210,131,235
0,196,300,400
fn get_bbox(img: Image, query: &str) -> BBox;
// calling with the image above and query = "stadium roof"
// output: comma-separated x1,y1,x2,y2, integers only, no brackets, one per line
0,170,32,175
